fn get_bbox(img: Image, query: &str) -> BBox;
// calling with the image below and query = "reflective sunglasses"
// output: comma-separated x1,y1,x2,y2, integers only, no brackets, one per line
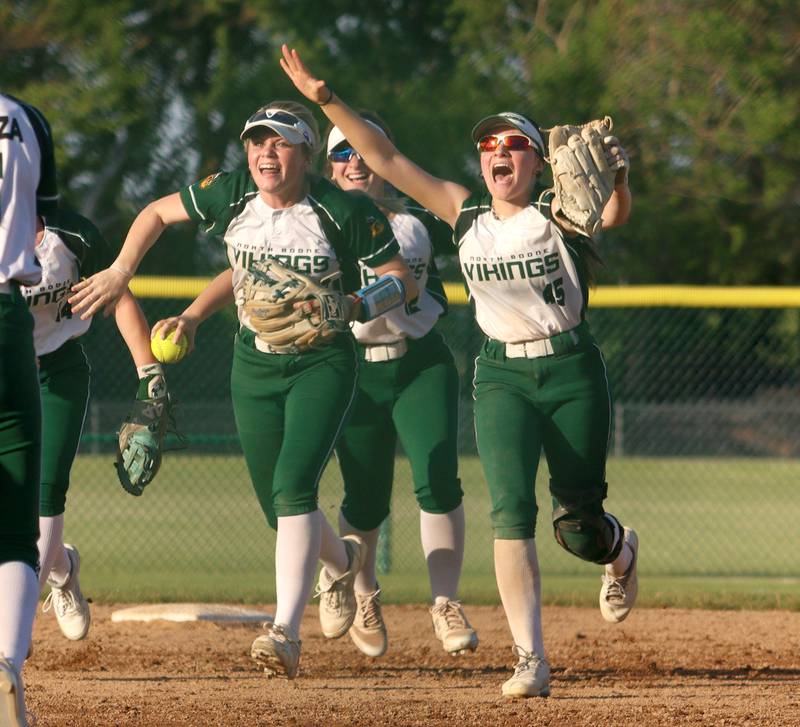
328,146,363,163
477,133,537,152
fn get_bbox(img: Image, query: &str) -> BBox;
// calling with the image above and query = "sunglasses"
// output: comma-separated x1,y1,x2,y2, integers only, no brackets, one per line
477,133,538,153
328,146,363,163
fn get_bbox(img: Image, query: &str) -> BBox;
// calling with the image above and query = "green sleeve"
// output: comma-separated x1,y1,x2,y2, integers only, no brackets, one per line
405,203,455,256
44,209,114,276
178,169,255,236
20,101,59,216
453,190,491,247
346,194,399,268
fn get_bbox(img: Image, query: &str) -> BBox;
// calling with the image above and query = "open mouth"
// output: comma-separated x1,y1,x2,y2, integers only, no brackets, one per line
346,172,370,184
491,162,514,184
258,162,280,176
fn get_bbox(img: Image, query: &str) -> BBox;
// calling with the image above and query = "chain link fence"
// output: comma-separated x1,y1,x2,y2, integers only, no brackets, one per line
67,284,800,600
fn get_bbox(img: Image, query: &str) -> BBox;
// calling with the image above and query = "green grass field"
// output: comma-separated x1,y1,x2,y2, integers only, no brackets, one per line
64,454,800,609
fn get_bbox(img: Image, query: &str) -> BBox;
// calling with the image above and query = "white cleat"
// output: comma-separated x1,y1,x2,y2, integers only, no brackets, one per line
0,656,28,727
501,646,550,698
349,588,388,657
42,544,91,641
315,535,367,639
430,600,478,655
250,623,301,679
600,527,639,623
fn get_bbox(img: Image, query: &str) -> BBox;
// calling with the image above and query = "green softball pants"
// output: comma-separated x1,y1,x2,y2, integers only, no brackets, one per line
231,329,360,530
337,329,463,532
37,339,91,517
0,287,41,569
474,324,613,541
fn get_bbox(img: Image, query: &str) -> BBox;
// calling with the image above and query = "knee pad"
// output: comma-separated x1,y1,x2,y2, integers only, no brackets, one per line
551,482,623,565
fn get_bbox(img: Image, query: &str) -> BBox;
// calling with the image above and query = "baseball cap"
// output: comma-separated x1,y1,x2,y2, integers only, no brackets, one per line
471,112,545,157
240,108,317,148
326,119,388,154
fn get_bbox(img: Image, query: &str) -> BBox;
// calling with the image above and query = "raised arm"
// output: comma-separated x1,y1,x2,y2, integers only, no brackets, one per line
601,136,631,229
151,268,235,355
69,192,190,320
280,45,470,227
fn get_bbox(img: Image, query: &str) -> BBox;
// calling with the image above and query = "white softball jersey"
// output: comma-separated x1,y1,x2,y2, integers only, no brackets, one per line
19,209,113,355
352,204,450,344
180,171,400,336
454,192,588,343
0,94,59,285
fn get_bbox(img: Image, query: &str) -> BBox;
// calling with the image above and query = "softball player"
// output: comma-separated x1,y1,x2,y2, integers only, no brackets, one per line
0,92,58,727
21,209,164,644
282,46,638,698
69,101,417,680
321,113,476,657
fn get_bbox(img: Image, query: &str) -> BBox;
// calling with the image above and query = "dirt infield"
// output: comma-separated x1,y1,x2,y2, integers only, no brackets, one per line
25,604,800,726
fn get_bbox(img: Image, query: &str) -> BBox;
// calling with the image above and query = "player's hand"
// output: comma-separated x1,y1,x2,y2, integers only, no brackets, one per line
69,267,131,320
279,44,332,105
604,135,630,186
152,314,198,355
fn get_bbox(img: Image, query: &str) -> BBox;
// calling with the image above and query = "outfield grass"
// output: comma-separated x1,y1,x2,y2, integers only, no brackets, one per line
64,454,800,609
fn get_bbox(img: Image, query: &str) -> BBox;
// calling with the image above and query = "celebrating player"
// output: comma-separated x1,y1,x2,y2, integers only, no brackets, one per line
69,100,417,680
0,92,59,727
320,112,476,657
22,209,168,644
281,46,637,698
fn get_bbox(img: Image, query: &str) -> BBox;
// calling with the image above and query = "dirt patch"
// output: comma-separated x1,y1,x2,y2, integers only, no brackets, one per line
25,604,800,726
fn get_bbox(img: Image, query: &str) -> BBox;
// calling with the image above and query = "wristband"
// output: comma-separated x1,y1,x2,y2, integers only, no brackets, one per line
319,87,334,107
352,275,406,322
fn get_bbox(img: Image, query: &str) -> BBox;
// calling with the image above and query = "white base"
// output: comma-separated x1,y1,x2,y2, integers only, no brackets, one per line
110,603,274,624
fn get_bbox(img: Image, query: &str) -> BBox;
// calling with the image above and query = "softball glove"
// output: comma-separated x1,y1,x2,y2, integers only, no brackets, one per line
547,116,616,238
240,259,353,354
115,395,176,496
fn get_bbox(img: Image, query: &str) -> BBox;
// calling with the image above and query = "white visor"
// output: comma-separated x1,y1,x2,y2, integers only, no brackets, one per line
327,119,388,154
240,108,317,148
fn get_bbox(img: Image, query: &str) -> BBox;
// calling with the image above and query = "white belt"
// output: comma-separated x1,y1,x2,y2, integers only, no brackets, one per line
363,339,408,362
0,281,13,294
253,336,302,355
505,330,579,359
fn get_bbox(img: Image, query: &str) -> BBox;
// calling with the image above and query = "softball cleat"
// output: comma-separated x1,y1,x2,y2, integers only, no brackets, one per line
0,656,28,727
599,527,639,623
250,623,301,679
315,535,367,639
42,544,91,641
430,600,478,654
501,646,550,698
349,588,388,657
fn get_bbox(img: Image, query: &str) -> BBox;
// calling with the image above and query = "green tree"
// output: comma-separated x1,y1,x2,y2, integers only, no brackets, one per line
448,0,800,284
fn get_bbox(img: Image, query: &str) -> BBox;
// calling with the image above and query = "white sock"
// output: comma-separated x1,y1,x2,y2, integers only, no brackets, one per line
494,538,545,658
0,562,39,669
273,512,321,636
37,514,71,589
420,504,465,605
338,511,379,594
318,510,348,578
606,516,632,576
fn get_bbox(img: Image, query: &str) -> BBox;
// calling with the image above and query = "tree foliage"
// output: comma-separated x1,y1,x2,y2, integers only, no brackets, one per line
2,0,797,282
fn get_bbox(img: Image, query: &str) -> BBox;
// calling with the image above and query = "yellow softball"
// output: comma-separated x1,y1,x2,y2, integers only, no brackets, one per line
150,331,189,364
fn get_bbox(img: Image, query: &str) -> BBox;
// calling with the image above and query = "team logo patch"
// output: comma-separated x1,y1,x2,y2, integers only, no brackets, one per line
200,173,221,189
368,217,385,238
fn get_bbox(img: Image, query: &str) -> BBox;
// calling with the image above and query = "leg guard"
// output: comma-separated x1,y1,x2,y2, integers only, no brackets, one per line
550,481,623,565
